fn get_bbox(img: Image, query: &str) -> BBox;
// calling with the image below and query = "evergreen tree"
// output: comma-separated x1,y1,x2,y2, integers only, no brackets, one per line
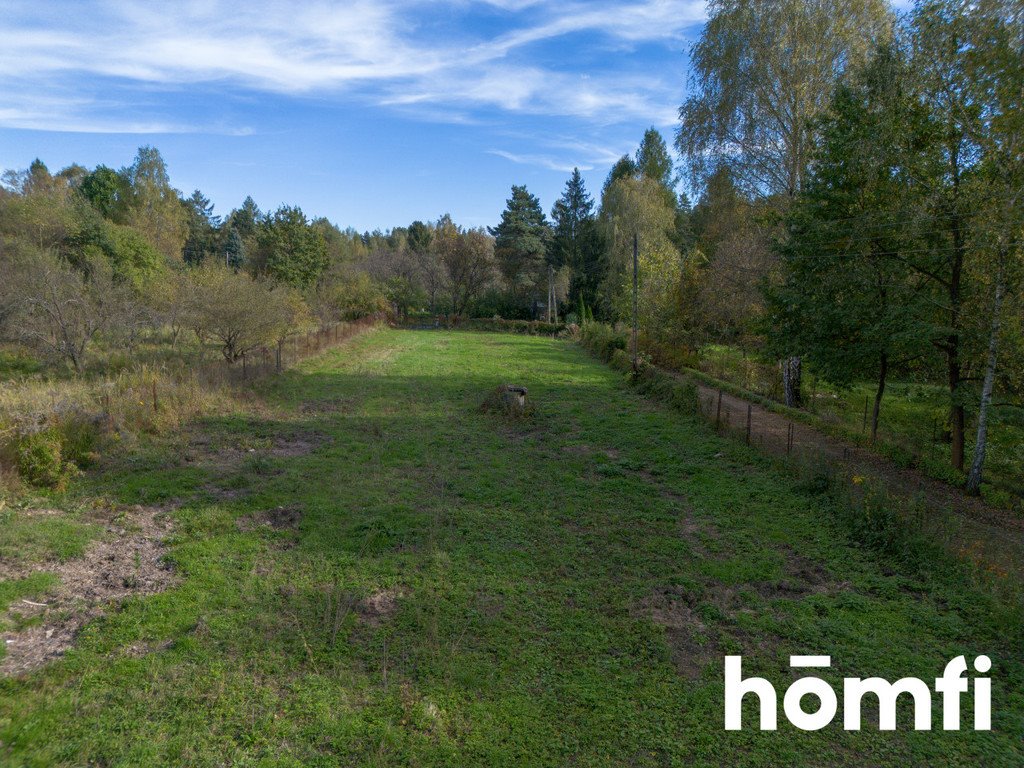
549,169,592,269
407,220,433,253
488,185,551,299
185,189,219,227
550,169,605,310
224,228,245,270
674,190,694,252
182,232,206,266
182,189,220,266
635,128,675,197
229,196,262,240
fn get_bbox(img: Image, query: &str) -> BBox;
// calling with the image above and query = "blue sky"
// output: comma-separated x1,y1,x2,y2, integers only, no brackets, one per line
0,1,710,230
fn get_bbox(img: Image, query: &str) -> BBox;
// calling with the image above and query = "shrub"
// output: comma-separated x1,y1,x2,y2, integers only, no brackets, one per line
14,429,77,490
604,351,700,415
54,412,100,468
186,265,309,362
609,349,633,373
313,270,390,322
454,318,565,336
842,483,934,570
579,322,627,361
668,380,699,413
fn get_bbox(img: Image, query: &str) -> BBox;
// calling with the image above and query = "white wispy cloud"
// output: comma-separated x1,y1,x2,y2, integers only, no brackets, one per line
488,149,585,172
476,0,705,57
0,0,698,130
487,131,645,172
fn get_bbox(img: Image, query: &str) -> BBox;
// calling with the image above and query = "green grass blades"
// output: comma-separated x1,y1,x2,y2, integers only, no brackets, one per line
0,329,1020,766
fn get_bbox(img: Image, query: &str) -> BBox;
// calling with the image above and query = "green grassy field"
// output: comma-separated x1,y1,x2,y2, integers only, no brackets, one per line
1,329,1021,766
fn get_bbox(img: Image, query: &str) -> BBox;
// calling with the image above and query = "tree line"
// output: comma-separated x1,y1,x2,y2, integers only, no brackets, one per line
673,0,1022,495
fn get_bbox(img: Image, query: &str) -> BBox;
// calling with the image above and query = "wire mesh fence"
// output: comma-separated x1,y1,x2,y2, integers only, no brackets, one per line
190,315,382,388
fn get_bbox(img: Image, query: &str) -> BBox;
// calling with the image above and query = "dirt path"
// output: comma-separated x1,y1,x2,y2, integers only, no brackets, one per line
688,376,1024,576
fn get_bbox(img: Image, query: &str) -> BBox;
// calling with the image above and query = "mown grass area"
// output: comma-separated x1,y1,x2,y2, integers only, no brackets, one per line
0,329,1021,766
698,343,1024,506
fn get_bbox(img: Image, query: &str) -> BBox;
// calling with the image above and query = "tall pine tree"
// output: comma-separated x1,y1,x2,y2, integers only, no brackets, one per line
224,228,245,270
550,169,604,313
489,185,551,301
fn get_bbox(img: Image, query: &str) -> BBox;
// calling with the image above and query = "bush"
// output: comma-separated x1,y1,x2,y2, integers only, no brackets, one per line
603,348,700,415
466,290,534,320
452,318,565,336
645,338,700,371
187,265,310,362
609,349,633,373
54,413,100,468
14,429,77,490
579,322,627,361
842,483,934,571
313,271,390,322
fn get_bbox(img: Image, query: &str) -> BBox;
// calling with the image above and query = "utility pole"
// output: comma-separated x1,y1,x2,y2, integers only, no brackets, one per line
632,233,639,373
548,265,554,323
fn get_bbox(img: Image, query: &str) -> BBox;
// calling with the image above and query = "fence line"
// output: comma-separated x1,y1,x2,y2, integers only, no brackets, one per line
191,315,382,389
89,315,383,430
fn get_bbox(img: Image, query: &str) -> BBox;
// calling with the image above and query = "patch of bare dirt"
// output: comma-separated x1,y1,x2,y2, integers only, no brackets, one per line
300,398,352,415
752,546,849,600
121,638,174,658
1,504,176,677
269,434,328,458
679,513,722,560
185,431,330,466
13,508,64,518
562,443,594,457
203,483,251,502
472,590,504,619
636,550,844,681
634,586,720,680
236,505,303,531
356,587,406,627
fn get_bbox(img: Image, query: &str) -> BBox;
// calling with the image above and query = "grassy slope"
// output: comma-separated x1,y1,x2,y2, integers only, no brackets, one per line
0,329,1021,767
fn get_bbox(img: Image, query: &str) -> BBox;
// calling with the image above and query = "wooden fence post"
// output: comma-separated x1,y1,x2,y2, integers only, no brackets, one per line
745,404,752,445
103,392,113,431
151,380,158,413
715,389,723,430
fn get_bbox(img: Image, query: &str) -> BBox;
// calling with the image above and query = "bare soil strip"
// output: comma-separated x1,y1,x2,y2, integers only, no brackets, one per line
1,505,176,676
